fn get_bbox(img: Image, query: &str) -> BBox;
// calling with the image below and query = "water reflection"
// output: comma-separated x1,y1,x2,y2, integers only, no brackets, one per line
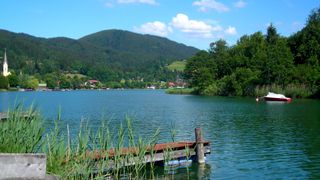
151,163,211,180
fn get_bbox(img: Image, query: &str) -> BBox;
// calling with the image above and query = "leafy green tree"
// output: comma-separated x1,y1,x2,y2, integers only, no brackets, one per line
0,75,9,89
288,7,320,90
266,24,279,45
45,73,58,89
263,36,294,85
209,39,232,78
71,76,82,89
26,77,39,89
184,51,217,94
8,73,19,87
231,32,267,71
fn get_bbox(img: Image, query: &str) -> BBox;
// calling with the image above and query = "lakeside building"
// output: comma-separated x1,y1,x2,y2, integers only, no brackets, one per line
2,49,11,77
85,79,100,88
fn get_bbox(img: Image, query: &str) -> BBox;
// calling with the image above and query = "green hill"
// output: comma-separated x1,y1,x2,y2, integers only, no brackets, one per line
167,61,187,72
0,29,199,82
79,30,198,71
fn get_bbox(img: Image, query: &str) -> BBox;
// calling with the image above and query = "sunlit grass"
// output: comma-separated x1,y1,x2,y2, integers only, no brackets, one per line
254,84,313,98
165,88,194,95
1,106,182,179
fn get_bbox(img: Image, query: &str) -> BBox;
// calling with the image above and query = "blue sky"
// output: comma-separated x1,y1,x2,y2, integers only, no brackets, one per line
0,0,318,49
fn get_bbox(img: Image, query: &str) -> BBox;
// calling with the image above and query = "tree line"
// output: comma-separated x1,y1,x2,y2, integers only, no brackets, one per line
184,7,320,98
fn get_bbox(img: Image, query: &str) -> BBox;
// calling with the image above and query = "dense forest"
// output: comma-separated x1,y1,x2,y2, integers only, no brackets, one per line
184,7,320,98
0,29,198,89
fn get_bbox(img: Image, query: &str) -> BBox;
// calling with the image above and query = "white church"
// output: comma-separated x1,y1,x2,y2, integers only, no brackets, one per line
2,49,11,77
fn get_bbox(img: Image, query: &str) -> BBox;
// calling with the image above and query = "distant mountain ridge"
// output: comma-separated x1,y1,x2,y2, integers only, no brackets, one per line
0,29,199,81
79,29,199,71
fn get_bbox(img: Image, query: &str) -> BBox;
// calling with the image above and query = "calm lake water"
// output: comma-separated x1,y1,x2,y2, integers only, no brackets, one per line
1,90,320,179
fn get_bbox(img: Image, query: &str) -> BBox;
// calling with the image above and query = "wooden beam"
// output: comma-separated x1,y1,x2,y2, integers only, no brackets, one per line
195,128,205,164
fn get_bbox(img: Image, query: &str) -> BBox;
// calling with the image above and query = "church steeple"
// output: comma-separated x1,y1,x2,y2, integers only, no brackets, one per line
2,49,11,77
4,49,7,64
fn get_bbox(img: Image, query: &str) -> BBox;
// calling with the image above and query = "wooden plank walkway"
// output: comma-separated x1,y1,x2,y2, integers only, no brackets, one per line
85,128,211,169
88,141,210,160
85,141,210,170
0,112,32,121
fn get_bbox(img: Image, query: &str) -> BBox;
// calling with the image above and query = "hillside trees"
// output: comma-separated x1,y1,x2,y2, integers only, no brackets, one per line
0,29,199,88
288,7,320,95
184,8,320,98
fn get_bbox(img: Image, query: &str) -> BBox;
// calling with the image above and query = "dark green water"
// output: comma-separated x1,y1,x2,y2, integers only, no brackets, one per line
1,90,320,179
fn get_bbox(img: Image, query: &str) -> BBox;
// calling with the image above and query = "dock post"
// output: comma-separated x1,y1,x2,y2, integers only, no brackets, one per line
195,128,205,164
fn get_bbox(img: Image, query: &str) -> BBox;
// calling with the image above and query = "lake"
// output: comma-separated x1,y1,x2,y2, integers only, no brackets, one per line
1,90,320,179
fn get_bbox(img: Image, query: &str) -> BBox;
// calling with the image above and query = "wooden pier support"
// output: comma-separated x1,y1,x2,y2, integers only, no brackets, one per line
195,127,205,164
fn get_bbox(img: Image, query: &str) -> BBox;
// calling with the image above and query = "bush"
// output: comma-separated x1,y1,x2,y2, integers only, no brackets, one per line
166,88,194,95
0,75,9,89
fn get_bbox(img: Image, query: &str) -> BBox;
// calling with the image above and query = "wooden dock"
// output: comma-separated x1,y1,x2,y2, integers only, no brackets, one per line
0,112,32,121
86,128,210,169
0,128,210,178
89,141,210,159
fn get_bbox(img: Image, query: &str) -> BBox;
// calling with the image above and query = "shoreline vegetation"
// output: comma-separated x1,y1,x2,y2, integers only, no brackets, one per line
0,106,186,179
1,86,316,100
165,88,194,95
182,8,320,99
165,84,315,99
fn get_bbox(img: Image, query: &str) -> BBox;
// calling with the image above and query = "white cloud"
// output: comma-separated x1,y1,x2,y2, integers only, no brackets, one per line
117,0,157,5
135,21,172,37
104,2,114,7
171,13,222,38
234,0,247,8
192,0,229,13
224,26,237,35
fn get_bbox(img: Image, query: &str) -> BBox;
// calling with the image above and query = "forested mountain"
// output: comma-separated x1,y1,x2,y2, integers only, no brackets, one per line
79,30,198,72
184,7,320,98
0,29,199,83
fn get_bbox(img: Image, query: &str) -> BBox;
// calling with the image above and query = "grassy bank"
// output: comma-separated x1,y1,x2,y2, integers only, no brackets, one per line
0,107,182,179
190,83,317,98
254,84,314,98
165,88,194,95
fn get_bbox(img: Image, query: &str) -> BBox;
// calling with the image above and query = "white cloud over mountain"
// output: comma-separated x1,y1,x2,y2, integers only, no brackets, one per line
171,13,222,38
134,21,172,37
135,13,238,41
192,0,229,12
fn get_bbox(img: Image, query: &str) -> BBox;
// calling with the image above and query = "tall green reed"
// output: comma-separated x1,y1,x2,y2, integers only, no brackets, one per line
1,107,184,179
0,105,43,153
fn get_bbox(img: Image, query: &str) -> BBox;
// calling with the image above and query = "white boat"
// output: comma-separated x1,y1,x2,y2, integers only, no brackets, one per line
263,92,292,102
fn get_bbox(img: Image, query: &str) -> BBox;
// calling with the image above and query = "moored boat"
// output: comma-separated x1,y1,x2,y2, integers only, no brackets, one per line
264,92,292,102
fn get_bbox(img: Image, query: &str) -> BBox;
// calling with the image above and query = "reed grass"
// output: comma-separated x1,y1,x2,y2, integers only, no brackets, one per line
0,105,44,153
254,84,313,98
1,106,187,179
165,88,194,95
